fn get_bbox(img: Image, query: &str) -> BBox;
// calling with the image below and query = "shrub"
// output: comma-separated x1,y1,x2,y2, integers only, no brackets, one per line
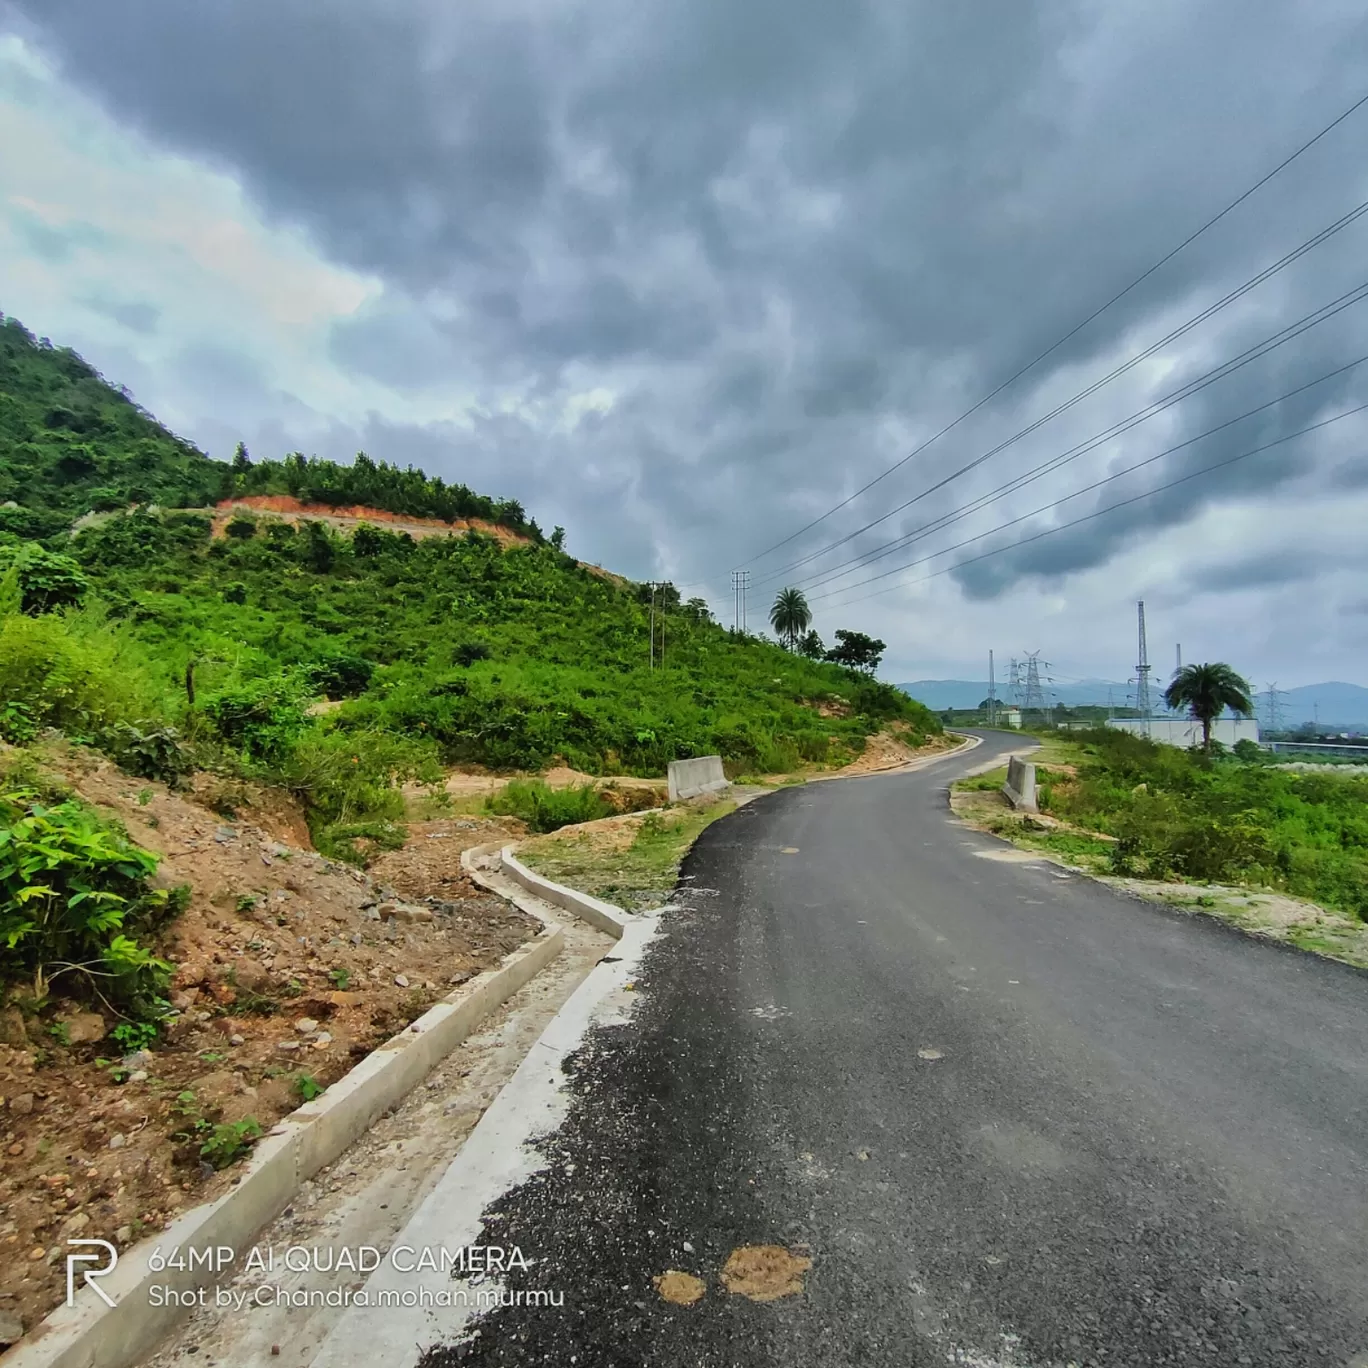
486,780,613,833
200,1118,263,1168
0,544,90,614
275,724,442,865
95,721,194,787
200,672,312,762
0,786,185,1014
451,641,492,668
0,602,169,738
304,653,375,698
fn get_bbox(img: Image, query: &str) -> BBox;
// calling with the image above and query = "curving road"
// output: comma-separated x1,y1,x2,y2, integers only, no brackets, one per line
426,730,1368,1368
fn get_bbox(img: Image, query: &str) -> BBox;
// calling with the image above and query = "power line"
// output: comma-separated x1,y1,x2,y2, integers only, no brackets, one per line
789,283,1368,598
806,364,1368,606
817,398,1368,610
756,195,1368,590
737,87,1368,569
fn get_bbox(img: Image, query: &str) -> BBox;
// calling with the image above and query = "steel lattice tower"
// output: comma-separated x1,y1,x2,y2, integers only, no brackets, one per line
1135,600,1152,737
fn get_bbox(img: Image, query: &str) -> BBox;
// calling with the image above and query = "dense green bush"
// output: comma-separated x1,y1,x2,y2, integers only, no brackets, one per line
0,543,90,614
0,599,171,739
0,784,186,1015
95,722,194,787
200,672,312,763
275,724,442,862
1050,728,1368,918
486,780,614,833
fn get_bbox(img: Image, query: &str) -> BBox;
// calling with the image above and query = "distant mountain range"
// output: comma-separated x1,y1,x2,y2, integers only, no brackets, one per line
898,679,1368,729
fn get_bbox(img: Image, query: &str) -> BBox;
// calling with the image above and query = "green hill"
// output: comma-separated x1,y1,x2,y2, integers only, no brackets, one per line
0,313,540,540
0,311,938,862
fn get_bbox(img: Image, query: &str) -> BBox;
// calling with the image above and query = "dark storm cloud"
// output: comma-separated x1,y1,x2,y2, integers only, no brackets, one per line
8,0,1368,602
949,287,1368,599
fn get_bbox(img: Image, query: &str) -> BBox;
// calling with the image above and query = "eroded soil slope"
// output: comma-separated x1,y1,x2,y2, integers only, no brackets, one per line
0,744,537,1340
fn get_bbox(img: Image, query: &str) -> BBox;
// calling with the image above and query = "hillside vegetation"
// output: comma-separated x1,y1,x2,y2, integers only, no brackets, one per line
0,309,938,887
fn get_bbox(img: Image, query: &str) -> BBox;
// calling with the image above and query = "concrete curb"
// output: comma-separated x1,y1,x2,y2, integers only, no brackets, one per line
498,846,629,939
308,881,652,1367
2,921,565,1368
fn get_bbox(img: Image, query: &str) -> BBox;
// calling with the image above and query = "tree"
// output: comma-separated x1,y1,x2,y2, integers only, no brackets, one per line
550,526,566,552
797,629,825,659
769,587,812,650
302,519,336,573
231,441,252,472
1163,662,1253,753
0,544,90,614
826,628,885,675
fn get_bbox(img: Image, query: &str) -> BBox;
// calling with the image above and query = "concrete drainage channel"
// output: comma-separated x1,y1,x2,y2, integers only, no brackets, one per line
1,845,620,1368
301,850,657,1368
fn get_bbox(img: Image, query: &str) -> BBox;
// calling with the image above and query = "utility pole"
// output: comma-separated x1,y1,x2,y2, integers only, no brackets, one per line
987,650,997,727
730,569,750,634
648,582,656,670
1176,643,1182,674
1135,601,1152,737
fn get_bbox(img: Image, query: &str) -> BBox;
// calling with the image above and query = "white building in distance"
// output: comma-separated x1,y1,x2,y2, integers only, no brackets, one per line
1106,717,1260,748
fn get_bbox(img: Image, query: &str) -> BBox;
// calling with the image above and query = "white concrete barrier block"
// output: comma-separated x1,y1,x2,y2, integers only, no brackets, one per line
1002,755,1039,813
667,755,728,802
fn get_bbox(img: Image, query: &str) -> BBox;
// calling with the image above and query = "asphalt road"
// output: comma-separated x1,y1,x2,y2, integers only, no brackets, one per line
424,731,1368,1368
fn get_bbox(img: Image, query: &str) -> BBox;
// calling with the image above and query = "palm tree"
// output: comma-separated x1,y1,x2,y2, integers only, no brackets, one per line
769,587,812,650
1163,662,1253,753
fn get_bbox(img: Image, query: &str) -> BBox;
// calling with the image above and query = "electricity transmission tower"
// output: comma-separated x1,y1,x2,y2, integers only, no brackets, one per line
1263,682,1285,733
1022,651,1048,718
730,569,750,633
1135,600,1152,736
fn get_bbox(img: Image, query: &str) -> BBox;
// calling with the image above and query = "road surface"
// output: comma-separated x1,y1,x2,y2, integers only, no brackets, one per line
422,730,1368,1367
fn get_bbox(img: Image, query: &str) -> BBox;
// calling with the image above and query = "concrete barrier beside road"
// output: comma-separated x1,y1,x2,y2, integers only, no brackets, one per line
1002,755,1038,813
667,755,728,802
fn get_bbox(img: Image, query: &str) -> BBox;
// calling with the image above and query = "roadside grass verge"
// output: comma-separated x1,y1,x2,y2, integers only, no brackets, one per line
951,730,1368,971
517,799,735,910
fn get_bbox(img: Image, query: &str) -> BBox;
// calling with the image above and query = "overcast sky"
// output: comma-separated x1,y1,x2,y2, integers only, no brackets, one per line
2,0,1367,691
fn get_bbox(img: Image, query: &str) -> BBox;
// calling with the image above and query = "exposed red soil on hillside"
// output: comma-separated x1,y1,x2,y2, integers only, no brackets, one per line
211,496,531,547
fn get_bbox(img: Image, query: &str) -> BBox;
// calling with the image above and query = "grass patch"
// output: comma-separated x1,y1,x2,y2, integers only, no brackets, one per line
486,779,614,833
519,800,734,910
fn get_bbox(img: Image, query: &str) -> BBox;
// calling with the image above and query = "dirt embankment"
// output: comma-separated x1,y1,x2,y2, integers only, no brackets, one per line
209,496,532,547
0,746,537,1341
838,725,959,775
435,765,667,803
